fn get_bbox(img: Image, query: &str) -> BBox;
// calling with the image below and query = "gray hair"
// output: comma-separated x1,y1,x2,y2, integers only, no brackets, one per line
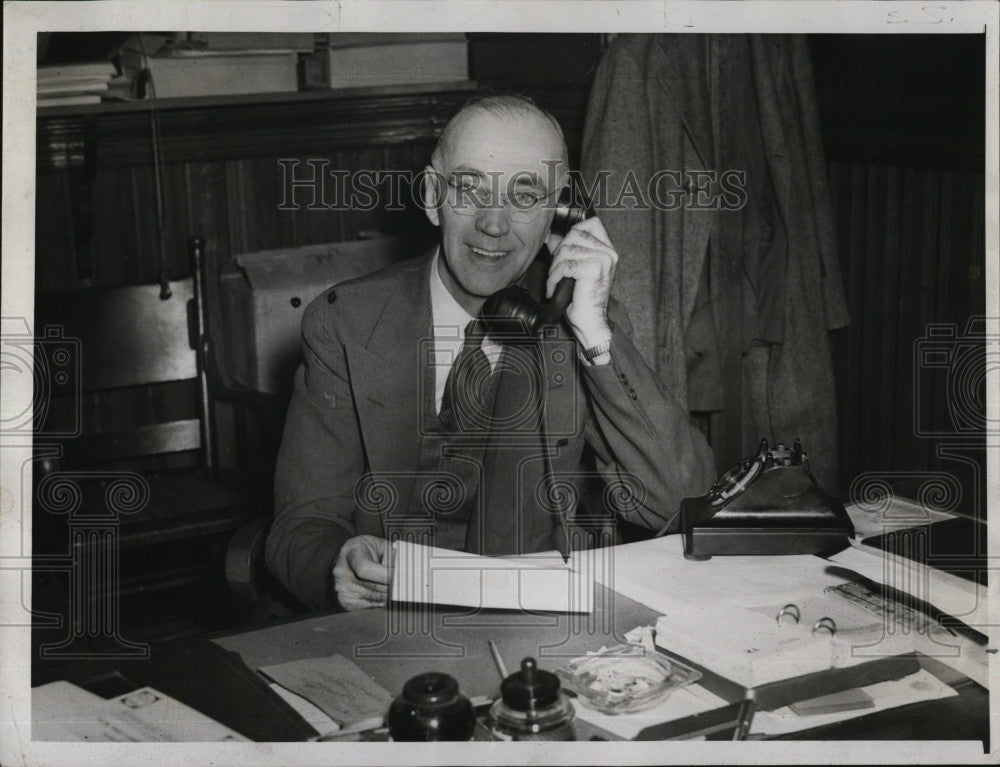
430,93,568,171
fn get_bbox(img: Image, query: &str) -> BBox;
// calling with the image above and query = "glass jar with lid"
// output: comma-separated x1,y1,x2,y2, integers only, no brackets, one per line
489,657,575,741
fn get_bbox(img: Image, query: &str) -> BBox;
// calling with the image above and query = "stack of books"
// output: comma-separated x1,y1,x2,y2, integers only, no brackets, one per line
37,62,117,107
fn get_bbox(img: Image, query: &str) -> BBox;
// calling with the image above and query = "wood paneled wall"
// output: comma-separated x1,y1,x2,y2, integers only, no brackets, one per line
35,89,475,290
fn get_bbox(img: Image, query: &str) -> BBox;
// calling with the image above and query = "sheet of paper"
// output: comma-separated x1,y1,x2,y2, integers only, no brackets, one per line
259,654,393,728
596,536,852,619
602,501,982,625
267,682,340,737
32,682,248,741
104,687,249,741
826,540,989,631
843,497,954,540
750,668,958,736
32,681,109,741
390,540,594,613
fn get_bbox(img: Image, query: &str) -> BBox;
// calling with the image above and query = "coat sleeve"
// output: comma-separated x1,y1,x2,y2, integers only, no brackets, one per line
264,295,366,610
580,300,716,533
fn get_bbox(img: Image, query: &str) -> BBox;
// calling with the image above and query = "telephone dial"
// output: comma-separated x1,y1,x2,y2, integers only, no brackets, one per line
680,438,854,560
479,191,589,340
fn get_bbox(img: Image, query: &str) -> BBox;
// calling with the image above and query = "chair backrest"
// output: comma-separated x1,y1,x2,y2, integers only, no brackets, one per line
44,278,198,391
35,266,211,472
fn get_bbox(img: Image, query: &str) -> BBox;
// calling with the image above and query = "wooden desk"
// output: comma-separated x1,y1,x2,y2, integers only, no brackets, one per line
31,501,989,744
212,584,658,703
33,580,988,745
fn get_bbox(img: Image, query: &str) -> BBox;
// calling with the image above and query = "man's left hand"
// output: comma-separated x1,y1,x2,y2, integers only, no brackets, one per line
545,216,618,353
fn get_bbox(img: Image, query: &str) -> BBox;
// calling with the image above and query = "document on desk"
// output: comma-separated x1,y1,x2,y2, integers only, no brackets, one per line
652,585,952,689
32,681,249,741
259,653,393,730
827,540,989,631
750,667,958,736
597,536,851,619
390,541,594,612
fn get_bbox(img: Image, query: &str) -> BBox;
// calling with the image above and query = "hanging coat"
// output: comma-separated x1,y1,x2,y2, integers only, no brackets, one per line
582,34,849,492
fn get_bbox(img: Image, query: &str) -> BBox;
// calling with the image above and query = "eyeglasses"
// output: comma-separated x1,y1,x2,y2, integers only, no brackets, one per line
432,169,558,223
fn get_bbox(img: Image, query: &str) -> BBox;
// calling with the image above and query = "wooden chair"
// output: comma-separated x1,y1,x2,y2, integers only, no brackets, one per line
33,238,260,644
218,233,409,622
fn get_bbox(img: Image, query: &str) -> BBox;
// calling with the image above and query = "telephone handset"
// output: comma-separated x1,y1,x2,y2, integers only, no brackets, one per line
479,194,590,340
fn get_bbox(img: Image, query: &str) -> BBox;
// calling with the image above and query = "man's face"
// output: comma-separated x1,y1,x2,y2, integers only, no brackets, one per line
425,108,566,313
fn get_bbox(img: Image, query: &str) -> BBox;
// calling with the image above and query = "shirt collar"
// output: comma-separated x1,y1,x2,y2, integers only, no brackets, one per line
430,246,476,337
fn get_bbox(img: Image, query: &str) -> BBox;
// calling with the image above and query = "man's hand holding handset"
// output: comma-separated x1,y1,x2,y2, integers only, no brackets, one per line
546,216,618,366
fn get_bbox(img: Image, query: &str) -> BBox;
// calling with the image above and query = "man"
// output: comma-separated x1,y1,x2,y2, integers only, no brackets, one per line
266,94,715,611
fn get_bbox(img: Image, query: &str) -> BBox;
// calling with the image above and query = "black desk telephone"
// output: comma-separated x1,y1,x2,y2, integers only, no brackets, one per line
479,195,588,339
680,438,854,560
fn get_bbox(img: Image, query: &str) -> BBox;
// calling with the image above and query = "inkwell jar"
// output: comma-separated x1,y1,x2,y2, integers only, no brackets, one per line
387,671,475,742
490,657,576,740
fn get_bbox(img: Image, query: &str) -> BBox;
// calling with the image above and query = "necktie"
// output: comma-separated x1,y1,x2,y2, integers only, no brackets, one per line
439,319,494,432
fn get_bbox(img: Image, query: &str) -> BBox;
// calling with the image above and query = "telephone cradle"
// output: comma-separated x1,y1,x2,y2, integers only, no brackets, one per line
680,438,854,560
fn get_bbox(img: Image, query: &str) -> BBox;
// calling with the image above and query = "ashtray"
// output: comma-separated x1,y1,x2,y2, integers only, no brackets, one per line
556,643,701,715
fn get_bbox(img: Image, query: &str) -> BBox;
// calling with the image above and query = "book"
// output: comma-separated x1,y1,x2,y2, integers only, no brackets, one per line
322,33,467,50
37,80,109,96
302,39,468,90
38,62,115,82
185,32,318,51
120,46,298,99
37,94,103,107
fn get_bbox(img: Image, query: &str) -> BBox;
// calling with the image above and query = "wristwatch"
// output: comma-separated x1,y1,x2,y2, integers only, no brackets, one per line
582,338,612,362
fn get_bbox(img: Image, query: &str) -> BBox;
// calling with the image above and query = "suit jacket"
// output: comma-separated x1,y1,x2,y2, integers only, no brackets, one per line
265,250,715,609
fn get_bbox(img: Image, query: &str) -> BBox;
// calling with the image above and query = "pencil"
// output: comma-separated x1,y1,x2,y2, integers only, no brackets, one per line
488,640,509,680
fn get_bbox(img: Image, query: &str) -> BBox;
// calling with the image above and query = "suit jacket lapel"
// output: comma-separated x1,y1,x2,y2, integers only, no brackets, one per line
346,254,433,521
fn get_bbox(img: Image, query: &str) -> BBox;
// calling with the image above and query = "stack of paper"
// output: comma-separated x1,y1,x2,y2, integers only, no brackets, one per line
38,62,116,107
